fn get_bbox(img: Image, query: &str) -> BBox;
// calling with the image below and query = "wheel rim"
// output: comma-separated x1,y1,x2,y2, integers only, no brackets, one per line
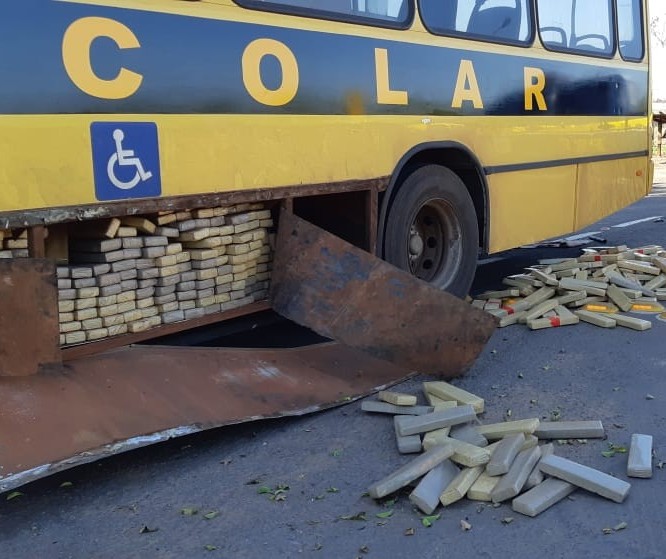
407,199,463,287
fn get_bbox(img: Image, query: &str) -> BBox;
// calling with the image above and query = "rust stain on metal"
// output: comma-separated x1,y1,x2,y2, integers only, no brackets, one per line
0,259,60,377
270,212,496,378
0,342,412,491
0,177,389,229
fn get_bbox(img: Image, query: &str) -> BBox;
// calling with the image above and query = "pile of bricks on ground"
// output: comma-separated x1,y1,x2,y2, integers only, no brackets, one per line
0,228,29,259
471,245,666,331
362,383,652,518
57,203,273,346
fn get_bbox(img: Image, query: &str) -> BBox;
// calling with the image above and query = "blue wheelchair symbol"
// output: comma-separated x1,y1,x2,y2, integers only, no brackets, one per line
91,122,162,201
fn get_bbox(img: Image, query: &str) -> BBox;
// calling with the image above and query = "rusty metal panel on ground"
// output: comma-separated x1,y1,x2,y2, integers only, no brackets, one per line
0,259,60,376
270,212,496,378
0,342,412,492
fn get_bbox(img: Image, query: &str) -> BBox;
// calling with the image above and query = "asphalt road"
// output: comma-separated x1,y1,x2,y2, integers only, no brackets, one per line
3,167,666,558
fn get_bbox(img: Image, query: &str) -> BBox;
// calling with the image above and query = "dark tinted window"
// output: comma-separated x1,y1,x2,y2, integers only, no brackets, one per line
616,0,644,61
235,0,411,27
536,0,614,57
419,0,532,45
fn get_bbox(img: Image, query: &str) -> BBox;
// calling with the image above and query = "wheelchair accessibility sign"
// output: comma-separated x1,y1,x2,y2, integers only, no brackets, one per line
91,122,162,201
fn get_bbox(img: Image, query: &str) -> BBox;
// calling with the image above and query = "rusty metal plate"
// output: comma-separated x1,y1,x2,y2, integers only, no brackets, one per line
0,259,60,376
0,342,412,492
271,212,496,378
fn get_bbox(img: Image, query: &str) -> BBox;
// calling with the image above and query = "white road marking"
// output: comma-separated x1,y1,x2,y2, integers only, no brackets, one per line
648,184,666,197
611,216,663,228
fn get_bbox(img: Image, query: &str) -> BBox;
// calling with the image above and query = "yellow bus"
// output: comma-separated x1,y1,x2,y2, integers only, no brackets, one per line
0,0,653,491
0,0,651,298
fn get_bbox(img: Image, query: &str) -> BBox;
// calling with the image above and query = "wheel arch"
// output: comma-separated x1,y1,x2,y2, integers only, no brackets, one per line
378,142,490,257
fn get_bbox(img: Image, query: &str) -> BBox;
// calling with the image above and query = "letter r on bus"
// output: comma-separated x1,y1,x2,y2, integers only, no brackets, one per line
524,67,547,111
62,17,143,100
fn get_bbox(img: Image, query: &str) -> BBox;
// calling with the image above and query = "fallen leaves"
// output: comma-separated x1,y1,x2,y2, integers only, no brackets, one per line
602,521,628,534
602,443,629,458
6,491,23,501
257,483,290,501
421,514,440,527
339,512,367,521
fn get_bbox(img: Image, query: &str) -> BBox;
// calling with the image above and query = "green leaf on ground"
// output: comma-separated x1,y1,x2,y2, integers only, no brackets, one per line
603,443,629,457
326,487,340,493
59,481,73,488
6,491,23,501
340,512,367,521
204,545,218,551
203,511,219,520
376,510,393,519
330,449,342,457
421,514,440,527
181,508,198,516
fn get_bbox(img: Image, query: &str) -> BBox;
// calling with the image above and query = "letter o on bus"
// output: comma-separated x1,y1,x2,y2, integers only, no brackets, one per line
242,39,299,107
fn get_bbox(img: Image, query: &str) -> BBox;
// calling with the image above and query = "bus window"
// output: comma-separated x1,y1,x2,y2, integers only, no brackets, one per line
419,0,532,45
616,0,644,61
237,0,412,26
536,0,614,57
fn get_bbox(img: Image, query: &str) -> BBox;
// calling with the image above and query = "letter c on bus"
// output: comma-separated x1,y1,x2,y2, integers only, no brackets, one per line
62,17,143,100
242,39,299,106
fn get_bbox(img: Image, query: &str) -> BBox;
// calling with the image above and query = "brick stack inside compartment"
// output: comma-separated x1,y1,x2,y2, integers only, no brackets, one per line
57,203,274,346
0,228,29,259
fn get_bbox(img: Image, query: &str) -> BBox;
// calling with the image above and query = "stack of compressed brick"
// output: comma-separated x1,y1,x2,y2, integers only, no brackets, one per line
471,244,666,331
0,228,29,259
58,220,164,344
56,203,273,346
362,382,649,519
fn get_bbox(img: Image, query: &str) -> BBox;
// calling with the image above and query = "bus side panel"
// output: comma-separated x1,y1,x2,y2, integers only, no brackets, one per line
487,167,576,254
574,156,649,230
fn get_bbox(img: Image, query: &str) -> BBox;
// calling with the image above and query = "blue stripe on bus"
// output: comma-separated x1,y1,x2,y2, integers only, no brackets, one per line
0,1,648,116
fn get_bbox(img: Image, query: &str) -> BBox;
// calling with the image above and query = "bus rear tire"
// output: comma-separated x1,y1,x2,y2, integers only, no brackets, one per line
383,165,479,297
